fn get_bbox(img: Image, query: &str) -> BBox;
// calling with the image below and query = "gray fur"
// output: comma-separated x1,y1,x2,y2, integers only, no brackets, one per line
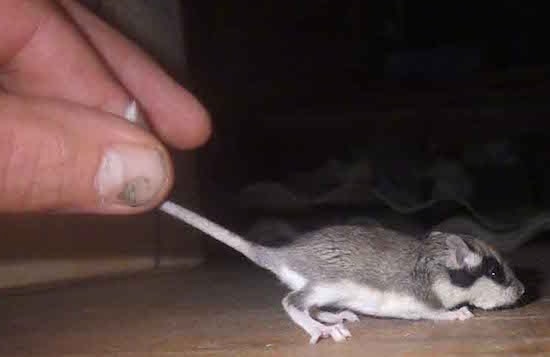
160,201,524,344
276,226,434,303
270,225,522,310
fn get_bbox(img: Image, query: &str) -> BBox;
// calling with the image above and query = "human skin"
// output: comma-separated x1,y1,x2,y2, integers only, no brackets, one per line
0,0,212,214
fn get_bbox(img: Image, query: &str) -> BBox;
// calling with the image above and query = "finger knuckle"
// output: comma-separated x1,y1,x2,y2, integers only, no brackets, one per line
0,121,72,211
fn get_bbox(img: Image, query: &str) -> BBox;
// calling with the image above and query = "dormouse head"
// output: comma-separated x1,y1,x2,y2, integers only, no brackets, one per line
428,231,525,310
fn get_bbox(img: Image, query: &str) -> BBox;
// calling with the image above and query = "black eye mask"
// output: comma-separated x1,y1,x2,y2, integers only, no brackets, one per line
483,256,506,285
448,256,507,288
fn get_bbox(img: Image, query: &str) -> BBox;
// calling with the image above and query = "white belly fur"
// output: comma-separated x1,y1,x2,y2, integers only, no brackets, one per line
308,281,434,320
276,267,434,320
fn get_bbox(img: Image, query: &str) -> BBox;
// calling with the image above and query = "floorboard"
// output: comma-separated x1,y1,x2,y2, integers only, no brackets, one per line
2,239,550,356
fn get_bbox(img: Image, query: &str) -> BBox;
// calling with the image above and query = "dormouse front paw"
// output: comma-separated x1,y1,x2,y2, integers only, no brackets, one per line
446,306,474,321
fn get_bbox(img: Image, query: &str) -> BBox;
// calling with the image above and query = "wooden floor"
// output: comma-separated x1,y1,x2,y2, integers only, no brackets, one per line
2,239,550,356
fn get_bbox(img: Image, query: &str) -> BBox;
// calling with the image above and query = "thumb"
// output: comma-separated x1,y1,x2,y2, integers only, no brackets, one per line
0,95,173,214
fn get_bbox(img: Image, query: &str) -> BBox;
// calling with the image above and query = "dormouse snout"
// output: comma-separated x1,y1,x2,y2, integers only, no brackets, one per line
513,280,525,299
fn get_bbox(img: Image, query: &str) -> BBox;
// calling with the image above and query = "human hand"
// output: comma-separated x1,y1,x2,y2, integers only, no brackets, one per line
0,0,211,214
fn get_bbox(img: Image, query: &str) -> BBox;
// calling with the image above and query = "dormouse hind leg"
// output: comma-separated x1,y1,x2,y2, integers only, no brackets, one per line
282,290,352,344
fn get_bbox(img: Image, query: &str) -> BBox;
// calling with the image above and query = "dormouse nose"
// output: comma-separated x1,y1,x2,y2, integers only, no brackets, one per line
517,283,525,296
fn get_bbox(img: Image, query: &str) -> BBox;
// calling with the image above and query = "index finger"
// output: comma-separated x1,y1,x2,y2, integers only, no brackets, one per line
59,0,212,149
0,0,131,118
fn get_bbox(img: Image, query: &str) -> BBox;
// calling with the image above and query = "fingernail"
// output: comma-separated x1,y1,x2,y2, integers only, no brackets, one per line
95,145,168,207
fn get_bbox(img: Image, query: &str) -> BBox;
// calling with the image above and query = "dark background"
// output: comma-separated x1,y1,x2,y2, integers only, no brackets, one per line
177,1,550,234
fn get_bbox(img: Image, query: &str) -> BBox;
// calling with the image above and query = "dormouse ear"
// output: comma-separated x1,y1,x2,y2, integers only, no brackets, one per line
428,231,446,239
445,234,481,269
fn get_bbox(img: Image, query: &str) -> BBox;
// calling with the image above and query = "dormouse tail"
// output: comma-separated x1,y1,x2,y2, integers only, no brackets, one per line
160,201,266,266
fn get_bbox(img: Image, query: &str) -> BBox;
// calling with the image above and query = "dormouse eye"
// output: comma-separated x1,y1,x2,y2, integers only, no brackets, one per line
484,257,505,284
